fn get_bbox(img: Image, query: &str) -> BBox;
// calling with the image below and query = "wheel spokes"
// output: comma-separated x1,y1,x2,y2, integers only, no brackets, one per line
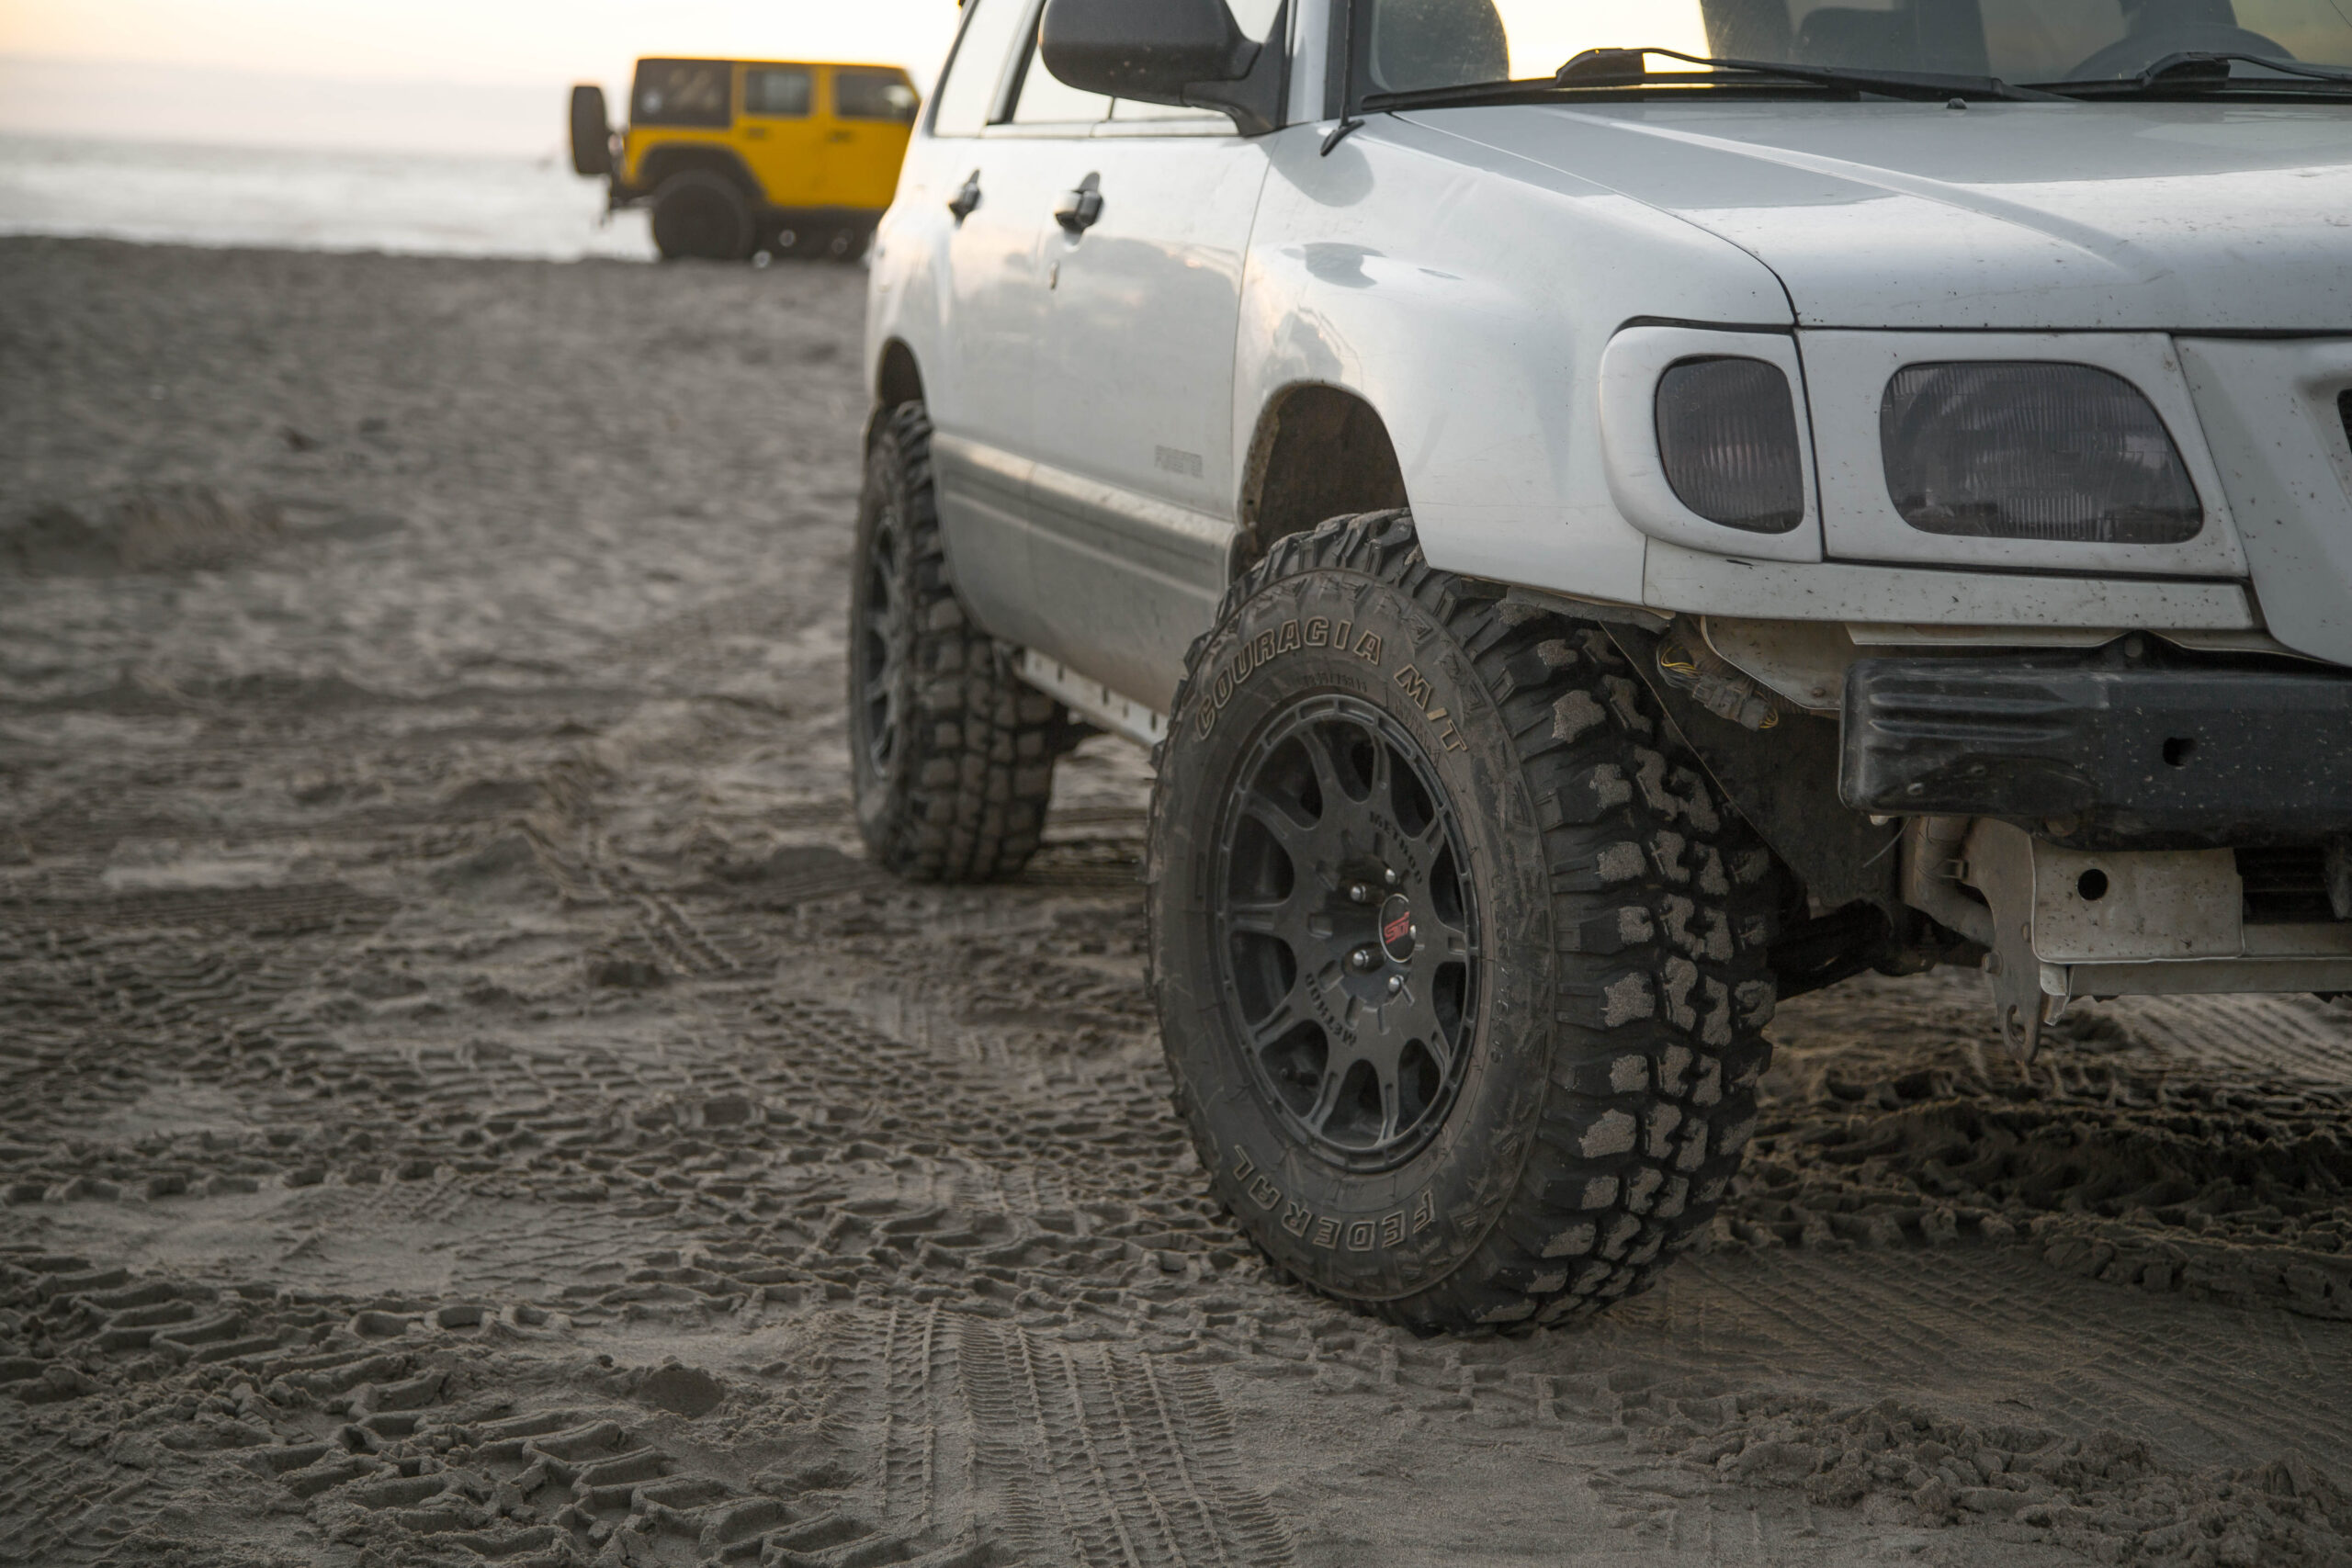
855,520,908,771
1215,694,1481,1167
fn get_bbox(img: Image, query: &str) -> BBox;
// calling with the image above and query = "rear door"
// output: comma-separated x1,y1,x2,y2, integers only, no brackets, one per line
736,62,824,208
920,0,1080,654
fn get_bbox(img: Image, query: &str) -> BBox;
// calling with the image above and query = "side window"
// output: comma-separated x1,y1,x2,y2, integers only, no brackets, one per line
1009,31,1113,126
1227,0,1286,42
743,66,814,118
632,61,733,128
932,0,1033,136
836,68,921,123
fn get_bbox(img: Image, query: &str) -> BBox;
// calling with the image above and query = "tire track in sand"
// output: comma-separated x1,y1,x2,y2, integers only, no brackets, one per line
957,1319,1294,1568
1668,1245,2352,1472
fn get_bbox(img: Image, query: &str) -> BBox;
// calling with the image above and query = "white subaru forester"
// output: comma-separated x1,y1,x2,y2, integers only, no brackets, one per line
853,0,2352,1329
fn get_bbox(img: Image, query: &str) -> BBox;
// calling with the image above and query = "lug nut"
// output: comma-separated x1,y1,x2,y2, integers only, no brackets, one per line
1348,883,1370,904
1384,868,1401,888
1350,947,1379,972
1386,975,1404,997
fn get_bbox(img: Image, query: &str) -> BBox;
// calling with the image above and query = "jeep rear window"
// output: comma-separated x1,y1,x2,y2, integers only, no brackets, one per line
633,61,732,129
836,69,920,123
745,67,814,118
1351,0,2352,97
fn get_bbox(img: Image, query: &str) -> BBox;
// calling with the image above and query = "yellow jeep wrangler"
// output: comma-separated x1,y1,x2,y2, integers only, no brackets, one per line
571,59,920,262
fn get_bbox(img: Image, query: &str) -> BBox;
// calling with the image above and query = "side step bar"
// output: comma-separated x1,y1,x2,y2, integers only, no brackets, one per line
1015,650,1168,750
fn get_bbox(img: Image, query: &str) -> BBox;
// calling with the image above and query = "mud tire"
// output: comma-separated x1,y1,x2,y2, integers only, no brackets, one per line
1148,511,1783,1329
850,402,1059,883
650,171,753,263
569,85,613,179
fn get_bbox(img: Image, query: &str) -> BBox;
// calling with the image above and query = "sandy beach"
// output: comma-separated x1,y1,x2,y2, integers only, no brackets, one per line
2,235,2348,1567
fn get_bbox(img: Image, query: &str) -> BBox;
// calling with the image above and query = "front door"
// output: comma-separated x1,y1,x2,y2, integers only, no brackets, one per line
1025,104,1275,709
735,62,825,209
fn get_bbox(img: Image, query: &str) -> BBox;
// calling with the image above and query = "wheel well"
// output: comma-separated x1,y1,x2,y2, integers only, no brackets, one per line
1237,386,1409,574
876,341,924,414
637,145,761,200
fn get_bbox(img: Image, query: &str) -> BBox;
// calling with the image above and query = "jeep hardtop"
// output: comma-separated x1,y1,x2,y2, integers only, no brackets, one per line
850,0,2352,1329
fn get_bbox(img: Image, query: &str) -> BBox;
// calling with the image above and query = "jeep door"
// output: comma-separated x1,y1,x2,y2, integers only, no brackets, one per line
736,63,825,209
1021,8,1283,712
828,68,922,213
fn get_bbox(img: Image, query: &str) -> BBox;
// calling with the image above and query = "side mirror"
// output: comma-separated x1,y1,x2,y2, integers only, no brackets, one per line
1038,0,1288,135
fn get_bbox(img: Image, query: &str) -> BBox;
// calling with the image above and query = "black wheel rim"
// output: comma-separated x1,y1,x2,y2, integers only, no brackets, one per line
854,509,904,778
1212,694,1482,1172
668,191,734,258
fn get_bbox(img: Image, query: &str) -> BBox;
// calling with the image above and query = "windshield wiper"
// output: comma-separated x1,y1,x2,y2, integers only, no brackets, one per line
1553,46,2063,103
1358,44,2060,113
2036,51,2352,97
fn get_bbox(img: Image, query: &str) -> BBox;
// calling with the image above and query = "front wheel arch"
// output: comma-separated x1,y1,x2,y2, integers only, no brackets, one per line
1148,510,1785,1330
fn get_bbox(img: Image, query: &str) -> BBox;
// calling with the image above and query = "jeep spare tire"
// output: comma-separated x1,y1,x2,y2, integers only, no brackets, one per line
650,171,753,263
569,85,613,179
1148,512,1783,1329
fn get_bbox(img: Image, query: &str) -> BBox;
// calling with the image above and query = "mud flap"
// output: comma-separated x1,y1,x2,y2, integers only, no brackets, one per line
1963,821,2053,1062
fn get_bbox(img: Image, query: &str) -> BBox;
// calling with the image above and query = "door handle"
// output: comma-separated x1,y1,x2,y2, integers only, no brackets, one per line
1054,173,1103,235
743,127,768,140
948,170,982,223
829,130,854,143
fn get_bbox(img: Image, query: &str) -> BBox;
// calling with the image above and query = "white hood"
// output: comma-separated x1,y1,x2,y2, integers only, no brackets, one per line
1407,100,2352,333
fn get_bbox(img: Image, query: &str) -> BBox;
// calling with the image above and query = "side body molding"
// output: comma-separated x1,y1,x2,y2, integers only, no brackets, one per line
931,434,1236,710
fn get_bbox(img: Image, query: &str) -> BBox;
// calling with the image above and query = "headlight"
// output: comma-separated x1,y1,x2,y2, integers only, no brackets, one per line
1881,363,2203,544
1654,357,1807,536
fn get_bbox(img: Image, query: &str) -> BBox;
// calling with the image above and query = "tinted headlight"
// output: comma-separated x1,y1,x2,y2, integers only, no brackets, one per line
1882,363,2202,544
1655,357,1806,535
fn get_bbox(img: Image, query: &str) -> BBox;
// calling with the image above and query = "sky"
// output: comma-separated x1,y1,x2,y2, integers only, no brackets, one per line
0,0,1712,158
0,0,969,154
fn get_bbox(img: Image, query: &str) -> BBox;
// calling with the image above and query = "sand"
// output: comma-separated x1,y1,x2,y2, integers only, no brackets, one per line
1,234,2347,1568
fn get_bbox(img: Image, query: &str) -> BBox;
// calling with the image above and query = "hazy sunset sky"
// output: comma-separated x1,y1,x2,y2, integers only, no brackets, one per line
0,0,967,152
0,0,967,86
0,1,1707,154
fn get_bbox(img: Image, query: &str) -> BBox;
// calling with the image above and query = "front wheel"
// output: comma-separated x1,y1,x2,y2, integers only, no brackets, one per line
1148,512,1783,1329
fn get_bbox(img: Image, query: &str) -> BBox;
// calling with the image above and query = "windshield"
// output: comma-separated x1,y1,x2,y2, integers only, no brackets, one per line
1354,0,2352,96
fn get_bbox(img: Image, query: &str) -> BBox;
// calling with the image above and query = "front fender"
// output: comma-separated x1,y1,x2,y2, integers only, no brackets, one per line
1237,118,1794,606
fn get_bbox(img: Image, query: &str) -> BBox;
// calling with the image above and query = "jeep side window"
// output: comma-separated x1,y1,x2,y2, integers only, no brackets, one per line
632,61,732,129
931,0,1034,137
743,67,814,118
835,69,920,124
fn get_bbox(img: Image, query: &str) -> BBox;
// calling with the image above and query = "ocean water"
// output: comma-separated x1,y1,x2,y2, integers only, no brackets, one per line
0,134,657,261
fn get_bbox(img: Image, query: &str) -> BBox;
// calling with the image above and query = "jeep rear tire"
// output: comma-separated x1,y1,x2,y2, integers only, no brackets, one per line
650,172,753,263
849,402,1061,882
1148,512,1782,1329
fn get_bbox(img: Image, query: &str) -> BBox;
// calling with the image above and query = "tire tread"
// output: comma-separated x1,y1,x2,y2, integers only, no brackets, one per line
1151,510,1782,1331
854,404,1058,883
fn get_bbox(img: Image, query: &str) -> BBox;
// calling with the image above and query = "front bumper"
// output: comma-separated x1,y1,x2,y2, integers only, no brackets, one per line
1841,650,2352,847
